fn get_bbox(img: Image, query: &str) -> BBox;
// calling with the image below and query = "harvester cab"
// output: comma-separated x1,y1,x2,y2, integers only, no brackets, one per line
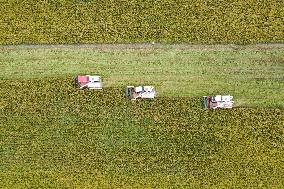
75,75,103,89
203,95,234,109
125,86,156,100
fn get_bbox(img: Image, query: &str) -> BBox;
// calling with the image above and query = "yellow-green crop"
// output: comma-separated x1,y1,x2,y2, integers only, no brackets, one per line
0,0,283,44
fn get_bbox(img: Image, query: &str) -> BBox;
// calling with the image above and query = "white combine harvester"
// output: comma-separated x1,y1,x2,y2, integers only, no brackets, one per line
75,75,103,89
203,95,234,109
125,86,156,100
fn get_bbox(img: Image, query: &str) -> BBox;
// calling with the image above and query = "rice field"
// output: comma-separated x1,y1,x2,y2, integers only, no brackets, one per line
1,0,283,44
1,44,284,188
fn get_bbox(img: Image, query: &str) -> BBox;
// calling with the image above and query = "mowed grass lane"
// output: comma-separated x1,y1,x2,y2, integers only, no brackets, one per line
0,78,284,188
1,44,283,107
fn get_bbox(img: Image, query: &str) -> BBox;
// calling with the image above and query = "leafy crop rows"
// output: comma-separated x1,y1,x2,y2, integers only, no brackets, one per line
0,0,283,45
1,77,284,188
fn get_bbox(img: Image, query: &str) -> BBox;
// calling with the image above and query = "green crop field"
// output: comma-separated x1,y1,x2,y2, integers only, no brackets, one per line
1,44,284,188
1,44,284,107
0,0,283,44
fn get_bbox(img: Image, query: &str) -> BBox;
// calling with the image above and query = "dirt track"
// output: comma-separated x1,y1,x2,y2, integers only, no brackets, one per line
1,43,284,51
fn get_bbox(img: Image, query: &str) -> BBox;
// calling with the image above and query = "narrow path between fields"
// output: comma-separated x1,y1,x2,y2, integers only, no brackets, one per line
1,43,284,50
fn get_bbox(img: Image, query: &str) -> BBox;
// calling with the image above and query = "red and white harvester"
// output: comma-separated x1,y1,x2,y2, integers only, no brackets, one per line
75,75,103,89
203,95,234,109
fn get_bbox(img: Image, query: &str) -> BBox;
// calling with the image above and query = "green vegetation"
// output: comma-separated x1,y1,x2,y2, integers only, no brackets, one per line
1,44,283,107
1,0,283,187
0,0,283,44
1,77,284,188
0,45,283,188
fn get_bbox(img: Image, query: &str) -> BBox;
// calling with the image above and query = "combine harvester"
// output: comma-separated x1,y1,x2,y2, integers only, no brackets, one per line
203,95,234,109
75,75,103,89
125,86,156,100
